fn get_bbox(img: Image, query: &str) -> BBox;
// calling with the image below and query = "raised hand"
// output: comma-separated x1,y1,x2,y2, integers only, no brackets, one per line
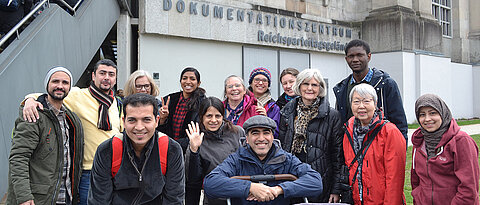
185,121,204,153
255,106,267,116
23,98,43,123
159,96,170,124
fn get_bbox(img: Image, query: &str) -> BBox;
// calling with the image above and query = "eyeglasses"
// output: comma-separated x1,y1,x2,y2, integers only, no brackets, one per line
352,98,374,105
301,82,320,88
135,84,151,90
253,78,268,84
226,83,243,89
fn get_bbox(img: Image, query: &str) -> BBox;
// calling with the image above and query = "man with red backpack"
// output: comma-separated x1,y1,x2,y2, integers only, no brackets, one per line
88,93,184,204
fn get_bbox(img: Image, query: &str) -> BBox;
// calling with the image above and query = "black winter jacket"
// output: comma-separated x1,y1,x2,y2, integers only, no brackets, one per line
278,97,344,202
332,67,408,144
157,91,206,153
88,131,185,205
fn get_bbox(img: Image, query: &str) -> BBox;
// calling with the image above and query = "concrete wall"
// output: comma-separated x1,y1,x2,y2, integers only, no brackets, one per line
450,63,474,119
473,66,480,117
310,52,349,106
138,34,242,99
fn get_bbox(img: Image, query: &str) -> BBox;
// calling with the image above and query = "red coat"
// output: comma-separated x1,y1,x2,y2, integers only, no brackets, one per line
411,119,479,205
223,91,258,127
343,114,406,205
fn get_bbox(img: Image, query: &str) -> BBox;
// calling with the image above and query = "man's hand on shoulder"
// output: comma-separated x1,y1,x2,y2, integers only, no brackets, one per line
23,98,43,123
248,183,278,202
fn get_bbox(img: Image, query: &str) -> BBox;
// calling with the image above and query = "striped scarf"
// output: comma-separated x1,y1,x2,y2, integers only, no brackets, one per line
88,83,114,131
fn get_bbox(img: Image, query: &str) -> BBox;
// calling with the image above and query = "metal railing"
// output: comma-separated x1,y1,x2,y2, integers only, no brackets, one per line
0,0,84,49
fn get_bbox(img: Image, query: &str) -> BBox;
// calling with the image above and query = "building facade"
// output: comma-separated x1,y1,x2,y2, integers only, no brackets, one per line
116,0,480,123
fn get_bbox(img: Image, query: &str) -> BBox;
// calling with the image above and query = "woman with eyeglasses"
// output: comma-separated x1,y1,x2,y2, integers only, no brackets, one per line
278,68,344,203
247,67,281,137
123,70,161,103
342,83,406,205
411,94,479,204
223,75,259,127
156,67,206,153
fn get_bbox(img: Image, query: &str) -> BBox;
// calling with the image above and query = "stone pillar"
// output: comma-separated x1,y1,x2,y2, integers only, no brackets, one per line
116,11,132,89
371,0,412,10
469,0,480,64
361,5,442,54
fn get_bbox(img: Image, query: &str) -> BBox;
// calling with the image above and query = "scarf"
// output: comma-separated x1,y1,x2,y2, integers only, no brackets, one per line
415,94,452,159
88,83,114,131
226,100,244,125
256,91,272,108
291,97,321,153
284,94,295,102
352,110,379,201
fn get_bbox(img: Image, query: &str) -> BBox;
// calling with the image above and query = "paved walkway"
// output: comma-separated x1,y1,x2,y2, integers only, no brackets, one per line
407,124,480,146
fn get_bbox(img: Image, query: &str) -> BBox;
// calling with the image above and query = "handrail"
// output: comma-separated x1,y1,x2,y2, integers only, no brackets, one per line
0,0,84,49
0,0,49,48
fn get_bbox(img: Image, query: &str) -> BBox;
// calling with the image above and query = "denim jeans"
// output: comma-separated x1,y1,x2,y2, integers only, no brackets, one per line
78,170,91,205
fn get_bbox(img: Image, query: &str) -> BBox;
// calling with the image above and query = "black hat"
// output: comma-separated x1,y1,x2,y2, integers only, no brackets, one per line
242,115,276,133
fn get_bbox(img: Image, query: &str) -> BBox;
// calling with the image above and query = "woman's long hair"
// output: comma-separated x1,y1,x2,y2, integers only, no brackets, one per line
180,67,206,110
198,97,237,133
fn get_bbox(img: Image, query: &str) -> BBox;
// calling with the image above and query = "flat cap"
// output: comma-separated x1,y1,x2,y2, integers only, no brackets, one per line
242,115,277,133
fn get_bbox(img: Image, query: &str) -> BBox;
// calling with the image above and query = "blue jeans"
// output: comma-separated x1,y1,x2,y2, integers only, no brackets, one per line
78,170,91,205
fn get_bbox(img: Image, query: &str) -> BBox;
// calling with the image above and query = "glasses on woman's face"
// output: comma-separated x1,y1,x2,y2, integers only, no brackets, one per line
352,98,374,106
226,83,243,89
135,84,151,90
253,78,268,84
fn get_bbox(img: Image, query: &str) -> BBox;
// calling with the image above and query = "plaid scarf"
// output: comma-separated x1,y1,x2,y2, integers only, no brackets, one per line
291,97,320,153
88,83,114,131
226,100,244,125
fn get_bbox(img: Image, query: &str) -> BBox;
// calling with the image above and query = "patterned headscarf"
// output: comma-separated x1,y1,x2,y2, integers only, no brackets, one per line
415,94,452,159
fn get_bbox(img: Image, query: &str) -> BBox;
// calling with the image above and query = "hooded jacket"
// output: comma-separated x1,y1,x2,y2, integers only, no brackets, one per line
278,97,344,202
343,113,406,205
203,140,323,205
223,91,259,127
411,119,479,205
333,68,408,144
7,94,84,205
88,131,185,205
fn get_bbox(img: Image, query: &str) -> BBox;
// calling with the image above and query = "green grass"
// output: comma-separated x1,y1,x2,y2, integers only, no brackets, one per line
404,134,480,205
408,119,480,129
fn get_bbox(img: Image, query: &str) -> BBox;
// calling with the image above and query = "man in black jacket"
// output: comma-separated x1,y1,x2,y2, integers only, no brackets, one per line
333,39,408,145
88,93,184,204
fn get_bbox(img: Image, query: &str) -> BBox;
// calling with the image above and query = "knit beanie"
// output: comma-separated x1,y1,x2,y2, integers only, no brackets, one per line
249,67,271,87
44,66,73,91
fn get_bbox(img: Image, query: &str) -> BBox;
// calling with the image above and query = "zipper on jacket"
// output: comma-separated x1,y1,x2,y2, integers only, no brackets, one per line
127,146,152,204
51,122,63,205
427,160,434,205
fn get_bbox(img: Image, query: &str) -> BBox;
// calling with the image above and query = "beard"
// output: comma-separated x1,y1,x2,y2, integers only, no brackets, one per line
48,88,68,101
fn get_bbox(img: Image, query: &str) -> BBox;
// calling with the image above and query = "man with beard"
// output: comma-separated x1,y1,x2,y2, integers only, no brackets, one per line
21,59,122,205
7,67,84,205
333,39,408,146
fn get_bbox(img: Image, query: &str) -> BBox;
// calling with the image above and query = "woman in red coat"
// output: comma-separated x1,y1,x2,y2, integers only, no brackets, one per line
411,94,479,205
343,83,406,205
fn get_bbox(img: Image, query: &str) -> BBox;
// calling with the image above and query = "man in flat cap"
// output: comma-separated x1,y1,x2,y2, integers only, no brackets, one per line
203,115,323,204
7,67,84,205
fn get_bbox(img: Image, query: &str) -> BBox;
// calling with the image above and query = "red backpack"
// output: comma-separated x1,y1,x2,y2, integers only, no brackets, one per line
111,133,169,177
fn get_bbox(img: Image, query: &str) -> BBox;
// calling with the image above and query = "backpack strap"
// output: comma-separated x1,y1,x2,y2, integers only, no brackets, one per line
111,133,124,177
111,133,169,177
158,134,169,176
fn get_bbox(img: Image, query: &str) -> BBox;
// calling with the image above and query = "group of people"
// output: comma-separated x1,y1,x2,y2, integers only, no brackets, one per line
6,39,479,205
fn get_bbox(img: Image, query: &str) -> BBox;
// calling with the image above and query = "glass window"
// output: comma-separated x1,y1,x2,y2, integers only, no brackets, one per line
432,0,452,37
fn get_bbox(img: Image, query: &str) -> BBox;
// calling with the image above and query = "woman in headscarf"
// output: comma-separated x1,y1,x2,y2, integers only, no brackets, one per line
276,67,299,109
342,83,406,205
278,69,344,203
248,67,281,137
184,97,244,205
223,75,258,127
411,94,479,205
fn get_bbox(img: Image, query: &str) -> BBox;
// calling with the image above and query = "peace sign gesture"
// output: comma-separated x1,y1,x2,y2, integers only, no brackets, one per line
159,96,170,124
186,121,204,153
